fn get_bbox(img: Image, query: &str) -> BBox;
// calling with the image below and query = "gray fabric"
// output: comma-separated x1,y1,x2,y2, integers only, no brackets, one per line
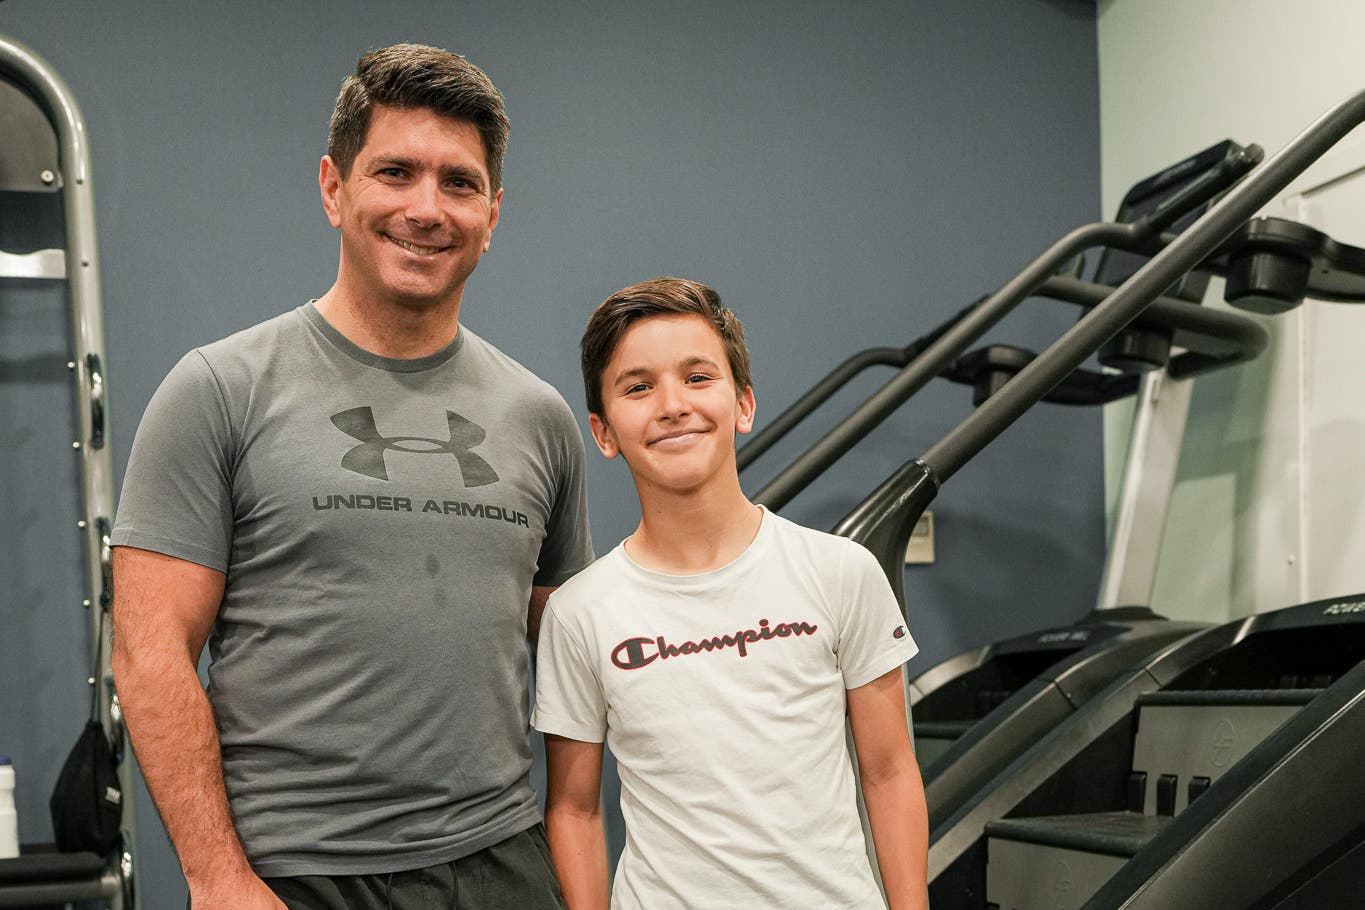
113,303,593,876
259,824,568,910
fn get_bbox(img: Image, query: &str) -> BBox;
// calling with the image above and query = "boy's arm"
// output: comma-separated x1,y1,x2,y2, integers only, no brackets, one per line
848,667,929,910
544,734,610,910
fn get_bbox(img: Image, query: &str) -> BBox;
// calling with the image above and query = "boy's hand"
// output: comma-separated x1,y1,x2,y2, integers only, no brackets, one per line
849,668,929,910
544,734,610,910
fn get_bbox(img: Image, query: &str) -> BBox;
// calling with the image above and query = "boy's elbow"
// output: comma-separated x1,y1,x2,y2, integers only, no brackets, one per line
860,744,920,790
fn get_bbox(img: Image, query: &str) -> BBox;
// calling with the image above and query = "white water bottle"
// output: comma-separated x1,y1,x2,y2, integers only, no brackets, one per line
0,756,18,859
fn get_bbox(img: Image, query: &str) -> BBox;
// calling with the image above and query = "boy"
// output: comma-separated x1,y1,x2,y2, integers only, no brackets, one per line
533,277,928,908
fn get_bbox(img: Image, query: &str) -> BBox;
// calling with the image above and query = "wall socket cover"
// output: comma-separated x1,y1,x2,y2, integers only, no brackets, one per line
905,511,934,565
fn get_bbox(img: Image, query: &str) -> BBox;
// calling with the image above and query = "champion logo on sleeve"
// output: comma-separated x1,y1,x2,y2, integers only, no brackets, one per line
892,625,907,639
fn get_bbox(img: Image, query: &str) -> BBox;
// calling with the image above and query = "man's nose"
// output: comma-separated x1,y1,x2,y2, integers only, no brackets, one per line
404,176,443,228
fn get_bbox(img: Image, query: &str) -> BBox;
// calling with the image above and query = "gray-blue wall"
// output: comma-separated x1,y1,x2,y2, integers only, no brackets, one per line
0,1,1102,906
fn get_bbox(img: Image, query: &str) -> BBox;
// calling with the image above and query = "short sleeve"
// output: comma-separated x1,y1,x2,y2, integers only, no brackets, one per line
531,400,594,586
532,596,608,742
836,541,920,690
110,350,235,572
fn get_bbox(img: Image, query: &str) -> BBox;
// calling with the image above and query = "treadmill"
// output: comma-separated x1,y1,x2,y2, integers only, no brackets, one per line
817,87,1365,909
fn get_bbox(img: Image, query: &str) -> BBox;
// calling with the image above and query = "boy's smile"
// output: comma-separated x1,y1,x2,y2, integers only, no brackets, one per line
590,313,755,496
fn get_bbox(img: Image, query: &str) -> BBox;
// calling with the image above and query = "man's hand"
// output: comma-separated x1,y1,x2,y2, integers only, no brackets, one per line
188,868,288,909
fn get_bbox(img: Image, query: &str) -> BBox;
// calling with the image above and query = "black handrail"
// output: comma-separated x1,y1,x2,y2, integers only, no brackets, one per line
833,88,1365,609
736,299,982,472
750,144,1262,511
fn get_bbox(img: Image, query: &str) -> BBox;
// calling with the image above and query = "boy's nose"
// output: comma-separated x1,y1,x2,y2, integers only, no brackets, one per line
658,380,689,417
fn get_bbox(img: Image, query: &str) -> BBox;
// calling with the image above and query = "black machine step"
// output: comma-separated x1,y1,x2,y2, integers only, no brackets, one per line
0,846,109,885
1136,688,1324,707
986,811,1171,859
914,720,977,739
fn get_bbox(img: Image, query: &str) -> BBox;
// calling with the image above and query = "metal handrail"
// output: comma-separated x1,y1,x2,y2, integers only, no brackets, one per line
0,31,137,910
751,144,1261,511
834,87,1365,609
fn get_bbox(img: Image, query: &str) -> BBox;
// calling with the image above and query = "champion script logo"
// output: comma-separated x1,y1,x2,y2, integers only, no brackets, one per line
611,618,818,670
330,407,499,486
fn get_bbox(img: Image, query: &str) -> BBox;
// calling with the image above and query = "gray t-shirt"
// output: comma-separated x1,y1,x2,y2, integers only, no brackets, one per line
112,303,593,876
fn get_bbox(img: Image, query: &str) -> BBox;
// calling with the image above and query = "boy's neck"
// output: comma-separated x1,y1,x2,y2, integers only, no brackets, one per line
626,478,763,575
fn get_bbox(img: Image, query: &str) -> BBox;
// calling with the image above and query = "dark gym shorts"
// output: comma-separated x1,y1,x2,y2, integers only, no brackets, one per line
260,824,568,910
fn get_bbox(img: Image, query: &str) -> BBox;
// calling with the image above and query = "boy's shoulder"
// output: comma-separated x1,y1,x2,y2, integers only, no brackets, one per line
546,546,631,612
765,510,865,562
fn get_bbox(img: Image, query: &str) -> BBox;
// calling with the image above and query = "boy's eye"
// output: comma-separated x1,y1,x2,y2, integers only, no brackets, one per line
686,373,713,384
625,382,649,394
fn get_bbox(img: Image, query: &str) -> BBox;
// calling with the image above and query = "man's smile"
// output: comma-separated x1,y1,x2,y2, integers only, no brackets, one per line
385,233,449,256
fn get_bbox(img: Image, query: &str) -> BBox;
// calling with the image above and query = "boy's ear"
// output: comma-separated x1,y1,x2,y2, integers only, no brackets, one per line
735,387,756,435
588,413,620,459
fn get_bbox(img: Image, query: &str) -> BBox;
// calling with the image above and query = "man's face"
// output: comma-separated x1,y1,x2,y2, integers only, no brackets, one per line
320,104,501,311
589,313,755,497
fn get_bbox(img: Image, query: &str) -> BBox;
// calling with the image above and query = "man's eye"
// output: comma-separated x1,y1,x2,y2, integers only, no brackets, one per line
378,167,406,178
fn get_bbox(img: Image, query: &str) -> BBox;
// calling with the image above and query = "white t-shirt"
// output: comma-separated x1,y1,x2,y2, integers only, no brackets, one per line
533,509,919,909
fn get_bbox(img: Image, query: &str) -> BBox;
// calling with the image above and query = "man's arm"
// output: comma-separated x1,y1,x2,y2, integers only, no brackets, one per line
111,546,285,910
544,734,609,910
847,668,929,910
529,584,557,645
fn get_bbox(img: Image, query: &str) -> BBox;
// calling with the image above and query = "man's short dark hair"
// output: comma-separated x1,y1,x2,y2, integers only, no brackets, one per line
581,277,752,418
328,43,509,193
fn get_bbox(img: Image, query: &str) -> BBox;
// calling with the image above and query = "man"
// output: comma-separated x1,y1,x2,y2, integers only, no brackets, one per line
111,44,592,909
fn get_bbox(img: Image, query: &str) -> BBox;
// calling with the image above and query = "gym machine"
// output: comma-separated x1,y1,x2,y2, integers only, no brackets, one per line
0,32,139,910
821,87,1365,909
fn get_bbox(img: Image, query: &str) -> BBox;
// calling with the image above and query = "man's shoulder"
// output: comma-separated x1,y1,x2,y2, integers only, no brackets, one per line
460,326,579,422
192,305,308,371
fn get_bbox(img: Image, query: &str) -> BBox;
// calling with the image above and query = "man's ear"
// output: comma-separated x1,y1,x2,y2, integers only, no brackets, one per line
319,155,344,228
589,412,619,459
483,187,502,253
735,386,756,435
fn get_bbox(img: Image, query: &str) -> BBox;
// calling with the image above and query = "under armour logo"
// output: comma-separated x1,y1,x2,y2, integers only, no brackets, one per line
330,407,499,486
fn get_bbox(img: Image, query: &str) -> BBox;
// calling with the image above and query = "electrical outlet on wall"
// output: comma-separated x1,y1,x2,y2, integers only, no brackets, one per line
904,511,934,565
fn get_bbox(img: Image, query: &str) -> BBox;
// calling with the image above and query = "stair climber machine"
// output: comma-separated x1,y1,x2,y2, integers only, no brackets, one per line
810,90,1365,909
739,136,1313,837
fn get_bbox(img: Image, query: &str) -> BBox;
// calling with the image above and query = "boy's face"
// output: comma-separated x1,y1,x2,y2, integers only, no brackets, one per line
589,313,755,496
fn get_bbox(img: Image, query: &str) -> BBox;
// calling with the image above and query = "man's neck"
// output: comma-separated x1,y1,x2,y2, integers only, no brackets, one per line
626,476,763,575
314,281,463,360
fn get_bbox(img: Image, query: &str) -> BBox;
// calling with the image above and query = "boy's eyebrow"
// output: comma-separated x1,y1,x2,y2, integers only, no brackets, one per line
679,355,722,371
610,366,652,389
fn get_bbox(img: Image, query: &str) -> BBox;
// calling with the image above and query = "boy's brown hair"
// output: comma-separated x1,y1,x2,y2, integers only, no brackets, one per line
328,43,510,193
580,277,752,418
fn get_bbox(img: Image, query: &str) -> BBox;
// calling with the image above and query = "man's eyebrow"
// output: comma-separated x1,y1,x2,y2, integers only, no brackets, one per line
367,154,420,171
441,164,484,180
